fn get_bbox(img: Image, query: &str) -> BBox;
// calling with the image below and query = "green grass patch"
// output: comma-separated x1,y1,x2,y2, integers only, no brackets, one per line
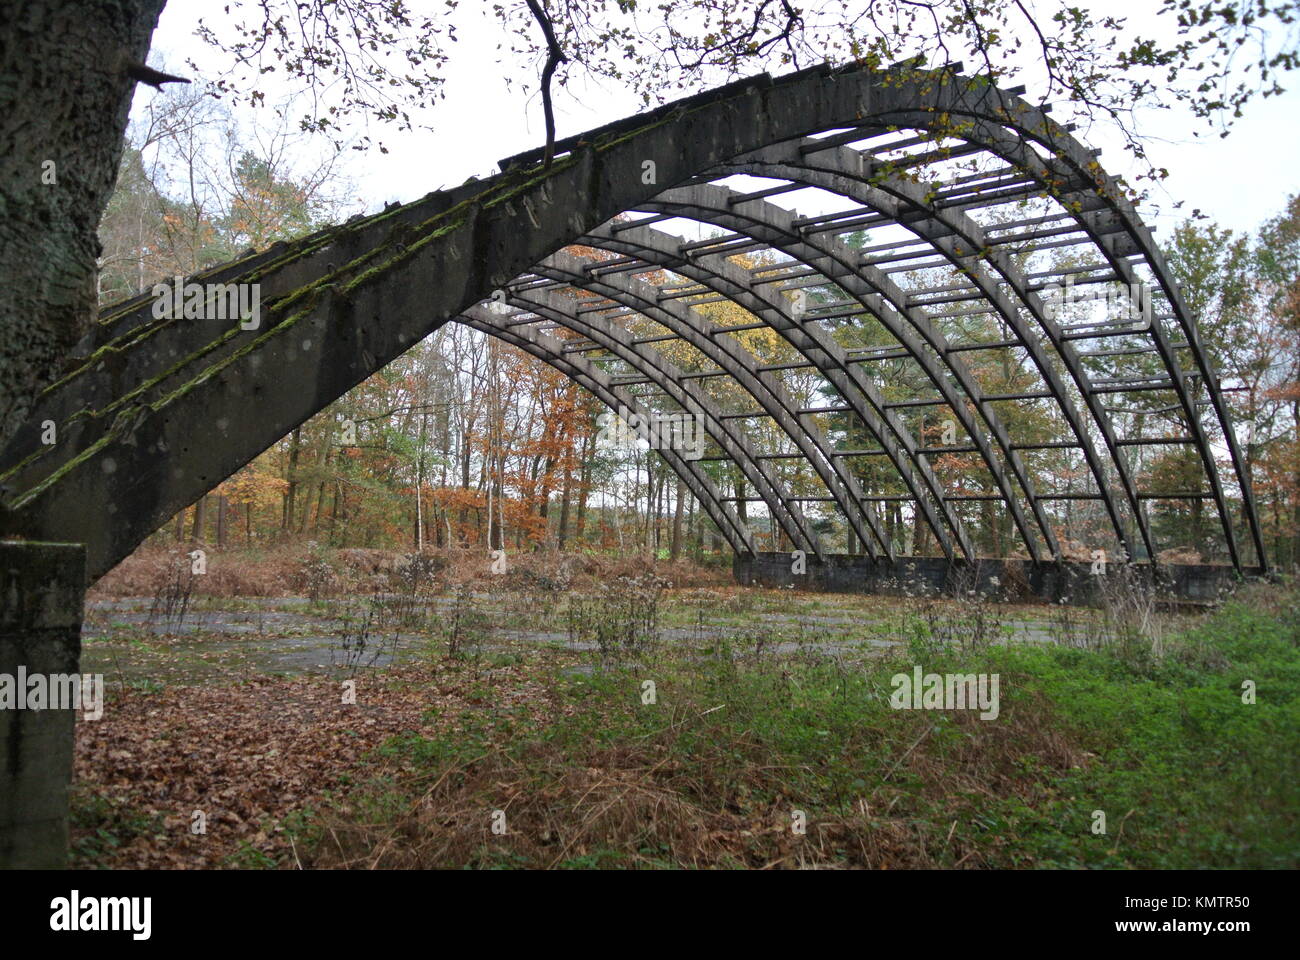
285,582,1298,869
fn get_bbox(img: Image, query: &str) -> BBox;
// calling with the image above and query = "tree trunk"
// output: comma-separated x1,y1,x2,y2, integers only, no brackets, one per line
216,494,227,548
557,466,572,550
535,454,555,549
311,479,327,533
644,457,656,556
1284,395,1294,567
0,1,167,448
458,426,473,534
300,434,329,534
575,429,593,542
284,426,302,534
414,409,426,550
690,497,700,560
190,495,206,544
653,469,665,555
670,475,684,561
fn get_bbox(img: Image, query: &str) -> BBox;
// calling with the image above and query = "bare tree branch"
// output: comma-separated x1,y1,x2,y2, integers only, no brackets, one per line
526,0,568,168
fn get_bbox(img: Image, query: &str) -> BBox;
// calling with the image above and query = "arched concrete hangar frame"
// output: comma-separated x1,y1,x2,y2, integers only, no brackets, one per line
0,60,1266,589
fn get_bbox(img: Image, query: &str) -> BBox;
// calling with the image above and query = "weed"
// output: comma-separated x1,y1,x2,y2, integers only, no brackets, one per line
566,574,668,662
146,552,197,632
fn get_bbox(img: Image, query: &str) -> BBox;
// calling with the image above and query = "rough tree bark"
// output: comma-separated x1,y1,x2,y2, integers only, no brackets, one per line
0,0,167,452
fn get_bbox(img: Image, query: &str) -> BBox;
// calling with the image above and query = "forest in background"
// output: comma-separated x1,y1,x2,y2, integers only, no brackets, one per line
95,83,1300,569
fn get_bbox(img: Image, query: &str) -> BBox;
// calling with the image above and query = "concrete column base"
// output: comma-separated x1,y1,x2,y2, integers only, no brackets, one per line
0,541,86,869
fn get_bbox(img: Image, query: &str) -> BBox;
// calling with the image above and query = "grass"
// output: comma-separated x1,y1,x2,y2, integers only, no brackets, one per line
280,580,1299,870
73,552,1299,870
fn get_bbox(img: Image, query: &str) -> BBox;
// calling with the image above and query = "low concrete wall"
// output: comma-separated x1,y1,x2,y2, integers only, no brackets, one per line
0,541,86,869
733,552,1258,605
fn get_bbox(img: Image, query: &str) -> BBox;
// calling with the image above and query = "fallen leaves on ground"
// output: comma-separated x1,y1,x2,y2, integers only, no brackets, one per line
72,662,555,869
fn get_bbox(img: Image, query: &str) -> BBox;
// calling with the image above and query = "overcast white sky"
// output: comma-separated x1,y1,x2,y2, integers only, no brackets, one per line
141,0,1299,238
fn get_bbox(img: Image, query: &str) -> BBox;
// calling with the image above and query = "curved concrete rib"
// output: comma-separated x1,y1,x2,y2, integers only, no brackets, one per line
0,60,1262,579
476,290,819,554
574,224,970,559
521,250,893,558
459,305,756,554
717,144,1143,559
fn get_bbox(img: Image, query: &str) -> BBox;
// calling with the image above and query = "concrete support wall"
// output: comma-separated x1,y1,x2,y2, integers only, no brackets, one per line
733,552,1257,606
0,541,85,868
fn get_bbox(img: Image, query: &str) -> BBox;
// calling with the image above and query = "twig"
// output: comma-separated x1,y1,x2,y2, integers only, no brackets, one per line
633,702,726,740
1108,808,1137,857
877,722,936,787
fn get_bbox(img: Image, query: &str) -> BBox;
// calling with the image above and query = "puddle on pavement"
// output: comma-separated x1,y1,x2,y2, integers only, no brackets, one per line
80,593,1115,686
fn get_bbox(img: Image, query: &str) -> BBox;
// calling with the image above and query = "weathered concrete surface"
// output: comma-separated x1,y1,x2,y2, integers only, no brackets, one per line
0,61,1267,580
3,65,871,582
734,551,1258,606
0,540,85,868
